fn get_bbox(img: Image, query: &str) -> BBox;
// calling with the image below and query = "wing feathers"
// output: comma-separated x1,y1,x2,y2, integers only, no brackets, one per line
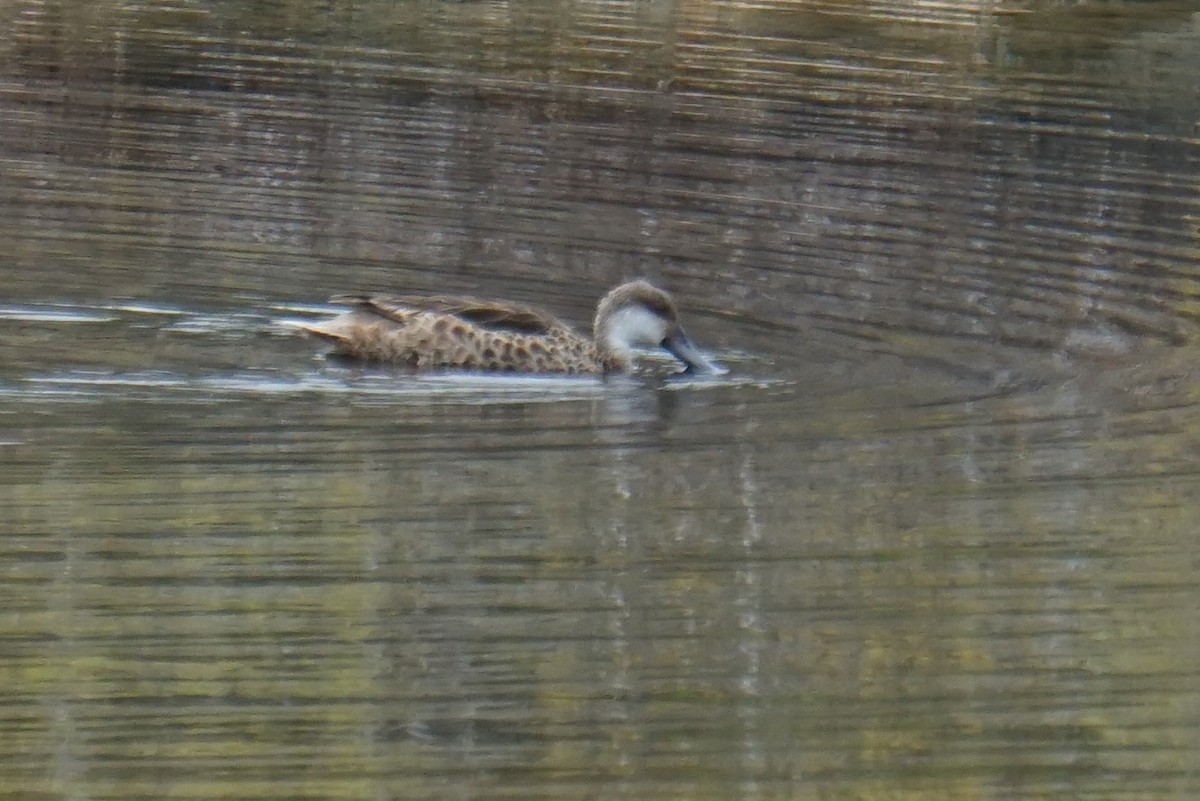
329,293,562,335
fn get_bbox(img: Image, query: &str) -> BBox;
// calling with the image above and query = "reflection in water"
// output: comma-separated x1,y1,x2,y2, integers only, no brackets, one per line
2,1,1200,799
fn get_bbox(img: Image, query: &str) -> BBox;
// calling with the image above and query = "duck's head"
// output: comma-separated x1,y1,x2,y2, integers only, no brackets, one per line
593,280,725,374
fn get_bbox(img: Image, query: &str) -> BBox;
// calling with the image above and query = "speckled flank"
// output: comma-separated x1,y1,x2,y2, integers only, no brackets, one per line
298,280,694,375
303,309,616,372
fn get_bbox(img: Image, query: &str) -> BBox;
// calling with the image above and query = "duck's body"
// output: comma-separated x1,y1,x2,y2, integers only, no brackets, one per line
298,280,722,375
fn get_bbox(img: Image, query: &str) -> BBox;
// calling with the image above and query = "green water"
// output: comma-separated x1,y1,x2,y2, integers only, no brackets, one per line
2,1,1200,799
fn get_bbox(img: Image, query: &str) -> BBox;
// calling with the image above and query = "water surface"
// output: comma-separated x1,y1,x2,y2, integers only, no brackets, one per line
3,1,1200,799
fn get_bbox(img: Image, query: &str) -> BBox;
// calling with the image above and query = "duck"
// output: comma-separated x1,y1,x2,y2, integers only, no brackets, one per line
298,280,724,375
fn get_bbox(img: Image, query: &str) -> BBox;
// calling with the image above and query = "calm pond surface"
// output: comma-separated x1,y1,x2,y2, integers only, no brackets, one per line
3,1,1200,799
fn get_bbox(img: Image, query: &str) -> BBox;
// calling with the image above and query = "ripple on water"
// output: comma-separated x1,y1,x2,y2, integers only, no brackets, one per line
0,304,118,323
3,3,1200,799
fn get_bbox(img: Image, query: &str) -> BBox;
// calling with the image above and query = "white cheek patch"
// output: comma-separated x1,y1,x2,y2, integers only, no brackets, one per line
605,306,669,351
